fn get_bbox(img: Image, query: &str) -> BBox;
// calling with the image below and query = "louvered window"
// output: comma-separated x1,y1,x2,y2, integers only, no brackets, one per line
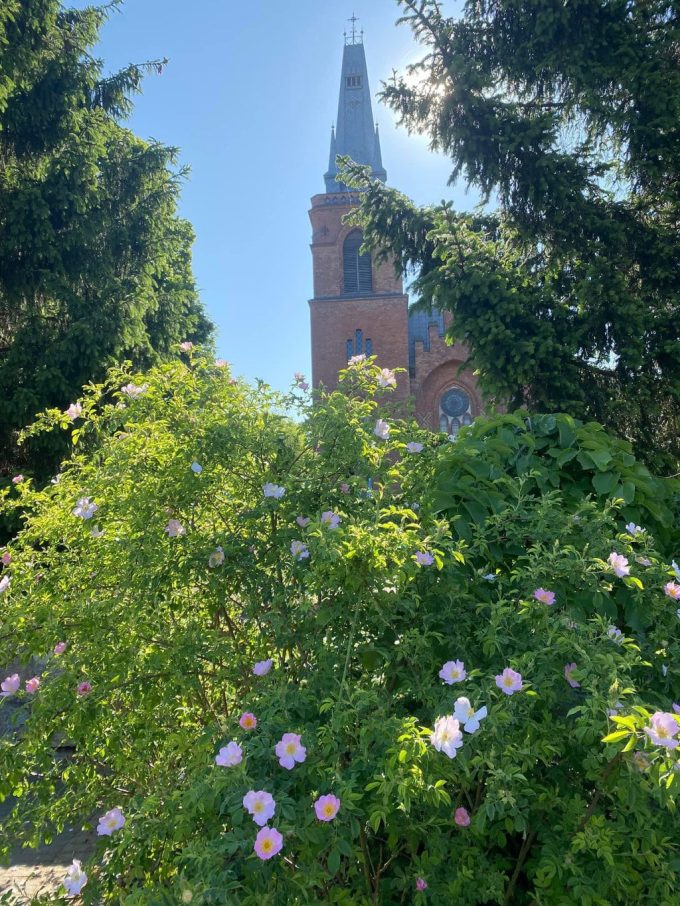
343,230,373,295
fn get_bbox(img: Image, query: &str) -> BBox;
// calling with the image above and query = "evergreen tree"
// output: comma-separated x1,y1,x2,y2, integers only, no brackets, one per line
345,0,680,473
0,0,212,478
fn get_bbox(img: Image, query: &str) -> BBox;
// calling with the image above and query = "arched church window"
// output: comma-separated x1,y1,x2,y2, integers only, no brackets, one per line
343,230,373,295
438,387,473,440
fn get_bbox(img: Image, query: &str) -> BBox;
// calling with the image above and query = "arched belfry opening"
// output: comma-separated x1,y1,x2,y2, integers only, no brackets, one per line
343,230,373,295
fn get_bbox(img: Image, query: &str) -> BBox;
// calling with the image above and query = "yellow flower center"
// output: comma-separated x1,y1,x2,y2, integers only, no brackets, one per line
253,801,263,812
285,743,296,754
324,804,335,816
658,727,669,739
262,839,272,852
503,677,513,686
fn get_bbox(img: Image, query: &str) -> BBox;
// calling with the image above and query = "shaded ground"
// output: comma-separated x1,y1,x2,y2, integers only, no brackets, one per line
0,694,95,903
0,823,95,903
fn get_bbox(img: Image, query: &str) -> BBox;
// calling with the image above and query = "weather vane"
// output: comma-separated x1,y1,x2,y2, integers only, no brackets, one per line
345,13,362,45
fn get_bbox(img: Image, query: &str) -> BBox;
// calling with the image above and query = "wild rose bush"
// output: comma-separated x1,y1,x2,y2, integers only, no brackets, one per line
0,353,679,904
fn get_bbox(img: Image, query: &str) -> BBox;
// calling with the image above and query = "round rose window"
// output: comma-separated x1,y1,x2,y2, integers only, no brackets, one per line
439,387,473,438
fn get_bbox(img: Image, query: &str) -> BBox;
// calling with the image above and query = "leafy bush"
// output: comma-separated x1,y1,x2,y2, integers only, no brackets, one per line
0,354,678,904
432,412,679,555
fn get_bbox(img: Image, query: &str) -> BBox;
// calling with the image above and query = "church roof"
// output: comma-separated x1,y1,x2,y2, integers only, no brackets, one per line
325,36,387,193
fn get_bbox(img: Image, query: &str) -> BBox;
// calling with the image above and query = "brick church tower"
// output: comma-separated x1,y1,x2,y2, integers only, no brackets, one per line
309,28,484,437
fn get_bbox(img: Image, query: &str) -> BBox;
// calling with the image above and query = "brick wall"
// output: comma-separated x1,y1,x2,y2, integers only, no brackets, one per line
411,318,483,430
308,194,488,421
309,193,409,394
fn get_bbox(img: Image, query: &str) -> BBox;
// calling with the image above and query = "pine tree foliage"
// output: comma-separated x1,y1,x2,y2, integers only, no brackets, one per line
345,0,680,473
0,0,212,477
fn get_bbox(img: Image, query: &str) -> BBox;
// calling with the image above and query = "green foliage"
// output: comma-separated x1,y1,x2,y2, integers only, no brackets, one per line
432,412,679,555
0,356,678,904
342,0,680,473
0,0,212,480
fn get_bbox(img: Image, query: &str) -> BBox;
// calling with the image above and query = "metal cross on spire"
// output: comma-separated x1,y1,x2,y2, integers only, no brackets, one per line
345,13,363,45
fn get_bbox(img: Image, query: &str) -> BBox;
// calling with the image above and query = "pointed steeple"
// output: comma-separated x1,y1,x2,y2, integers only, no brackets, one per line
324,36,387,193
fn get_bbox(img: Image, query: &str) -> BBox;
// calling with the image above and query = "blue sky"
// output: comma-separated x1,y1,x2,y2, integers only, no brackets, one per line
78,0,475,390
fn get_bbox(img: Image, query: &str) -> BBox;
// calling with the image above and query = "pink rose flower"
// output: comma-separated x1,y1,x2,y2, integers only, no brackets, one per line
243,790,276,826
533,588,556,606
564,663,580,689
406,441,424,453
72,497,97,520
454,807,471,827
179,341,193,351
430,715,464,758
263,483,285,499
63,859,88,895
439,660,466,684
77,682,92,696
377,368,397,388
644,712,679,749
374,419,390,440
12,475,24,484
1,552,10,566
215,742,243,767
416,877,428,891
415,551,434,566
65,403,82,421
664,582,680,601
0,575,10,595
495,668,523,695
296,516,311,528
254,826,283,860
275,732,306,770
121,382,148,399
340,483,350,494
320,510,341,529
239,712,257,730
54,641,67,655
314,794,341,821
291,540,309,561
25,677,40,694
164,519,185,538
97,807,126,836
607,625,624,643
608,552,630,578
253,659,272,676
1,674,20,697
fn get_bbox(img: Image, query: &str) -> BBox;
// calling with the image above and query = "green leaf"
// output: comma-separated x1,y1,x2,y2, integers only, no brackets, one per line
327,848,341,876
592,471,618,495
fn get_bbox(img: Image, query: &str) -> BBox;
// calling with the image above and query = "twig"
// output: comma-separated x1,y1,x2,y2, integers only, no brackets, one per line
503,828,537,906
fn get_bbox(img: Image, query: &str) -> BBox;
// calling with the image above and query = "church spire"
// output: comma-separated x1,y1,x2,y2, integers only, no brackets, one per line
324,29,387,193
